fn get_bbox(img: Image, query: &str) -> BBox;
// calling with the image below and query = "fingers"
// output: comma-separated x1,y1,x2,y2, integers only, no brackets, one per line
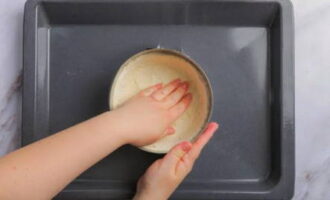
142,79,191,111
141,83,163,96
161,141,192,173
187,122,219,162
175,122,219,177
168,93,192,120
163,82,189,108
151,79,181,100
175,153,193,177
156,123,218,183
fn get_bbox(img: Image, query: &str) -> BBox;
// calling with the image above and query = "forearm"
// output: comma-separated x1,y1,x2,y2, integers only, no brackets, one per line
0,111,126,200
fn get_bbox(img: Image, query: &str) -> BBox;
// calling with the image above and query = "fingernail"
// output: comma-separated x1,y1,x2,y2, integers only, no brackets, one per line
167,127,175,135
181,82,189,90
210,122,219,131
155,83,163,89
171,78,181,84
204,122,219,136
181,141,192,152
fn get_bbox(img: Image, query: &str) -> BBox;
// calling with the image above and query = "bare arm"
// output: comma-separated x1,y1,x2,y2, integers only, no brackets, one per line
0,79,192,200
0,112,126,200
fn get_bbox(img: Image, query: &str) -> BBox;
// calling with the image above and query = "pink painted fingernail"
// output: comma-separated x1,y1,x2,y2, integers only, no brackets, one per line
181,82,189,90
204,122,219,136
167,127,175,135
209,122,219,131
181,141,192,152
155,83,163,89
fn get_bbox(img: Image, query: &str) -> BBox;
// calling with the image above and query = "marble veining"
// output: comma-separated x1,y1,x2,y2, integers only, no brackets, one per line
0,0,25,156
0,0,329,199
293,0,330,199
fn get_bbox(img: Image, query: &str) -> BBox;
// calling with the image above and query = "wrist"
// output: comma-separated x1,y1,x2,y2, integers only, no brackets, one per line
103,110,135,145
102,111,130,146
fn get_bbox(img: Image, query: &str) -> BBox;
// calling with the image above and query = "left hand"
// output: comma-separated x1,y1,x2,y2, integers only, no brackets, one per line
133,122,219,200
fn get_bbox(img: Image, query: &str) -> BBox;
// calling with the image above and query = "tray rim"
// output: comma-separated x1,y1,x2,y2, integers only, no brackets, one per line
22,0,295,199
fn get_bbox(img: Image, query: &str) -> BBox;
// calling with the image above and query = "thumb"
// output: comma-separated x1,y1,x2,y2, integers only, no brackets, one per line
161,141,192,173
164,126,175,135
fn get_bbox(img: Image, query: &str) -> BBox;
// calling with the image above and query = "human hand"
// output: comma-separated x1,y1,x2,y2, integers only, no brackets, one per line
133,122,219,200
112,79,192,146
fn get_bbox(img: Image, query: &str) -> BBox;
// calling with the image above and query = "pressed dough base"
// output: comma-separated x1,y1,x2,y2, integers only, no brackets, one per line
110,51,209,153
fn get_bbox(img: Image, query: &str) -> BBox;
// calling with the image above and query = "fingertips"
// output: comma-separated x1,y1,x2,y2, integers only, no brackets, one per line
176,153,193,177
161,141,192,172
164,126,176,135
182,93,193,106
141,83,163,96
168,93,193,120
173,142,192,159
180,141,192,153
163,82,189,108
151,79,181,100
181,81,189,90
204,122,219,136
196,122,219,147
188,122,219,161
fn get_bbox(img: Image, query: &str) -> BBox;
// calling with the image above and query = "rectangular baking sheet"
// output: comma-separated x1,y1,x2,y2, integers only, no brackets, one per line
23,0,294,199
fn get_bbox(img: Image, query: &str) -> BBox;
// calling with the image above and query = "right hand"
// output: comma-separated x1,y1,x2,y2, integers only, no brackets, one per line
133,122,219,200
112,79,192,146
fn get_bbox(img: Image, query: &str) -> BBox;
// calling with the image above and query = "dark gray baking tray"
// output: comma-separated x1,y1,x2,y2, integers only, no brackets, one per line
23,0,294,199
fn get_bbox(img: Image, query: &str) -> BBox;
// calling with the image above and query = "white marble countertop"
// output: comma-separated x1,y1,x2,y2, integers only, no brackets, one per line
0,0,329,199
